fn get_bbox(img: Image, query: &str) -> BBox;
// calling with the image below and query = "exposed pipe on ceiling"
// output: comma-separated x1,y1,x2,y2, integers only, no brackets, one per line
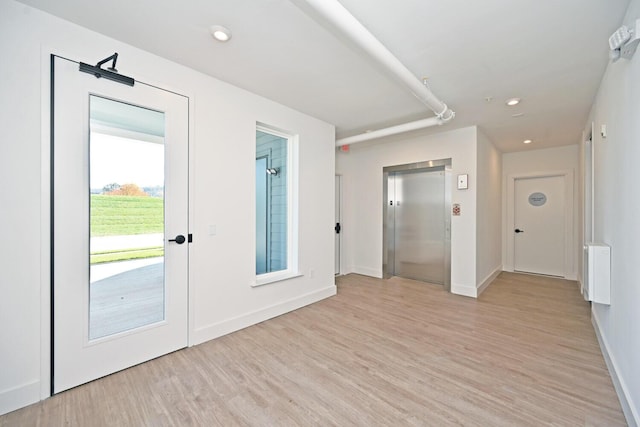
336,117,442,146
297,0,455,147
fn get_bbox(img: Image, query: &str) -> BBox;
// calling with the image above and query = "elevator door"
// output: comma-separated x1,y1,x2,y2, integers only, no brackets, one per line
389,169,446,284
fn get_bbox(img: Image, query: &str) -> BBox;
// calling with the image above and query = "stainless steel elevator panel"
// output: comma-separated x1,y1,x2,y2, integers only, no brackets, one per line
384,160,450,288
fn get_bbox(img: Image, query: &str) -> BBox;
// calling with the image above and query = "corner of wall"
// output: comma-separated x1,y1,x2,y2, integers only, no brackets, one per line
451,284,477,298
475,128,502,293
477,266,502,296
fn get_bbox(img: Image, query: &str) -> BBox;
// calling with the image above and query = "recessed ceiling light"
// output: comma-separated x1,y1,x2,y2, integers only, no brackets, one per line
506,98,521,106
209,25,232,42
523,139,532,144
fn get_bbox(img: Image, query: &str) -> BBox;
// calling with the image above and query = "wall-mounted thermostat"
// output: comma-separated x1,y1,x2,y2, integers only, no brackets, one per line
457,174,468,190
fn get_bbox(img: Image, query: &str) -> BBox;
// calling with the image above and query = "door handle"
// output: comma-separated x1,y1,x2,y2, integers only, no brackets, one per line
168,234,186,244
514,229,524,233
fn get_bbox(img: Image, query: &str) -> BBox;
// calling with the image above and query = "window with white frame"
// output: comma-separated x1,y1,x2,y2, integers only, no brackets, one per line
255,125,298,284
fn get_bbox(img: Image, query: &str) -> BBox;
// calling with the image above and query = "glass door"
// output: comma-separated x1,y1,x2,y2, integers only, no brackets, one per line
52,56,189,393
89,95,167,340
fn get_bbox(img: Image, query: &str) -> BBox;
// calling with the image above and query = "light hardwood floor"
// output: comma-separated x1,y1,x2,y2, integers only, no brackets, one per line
1,273,626,426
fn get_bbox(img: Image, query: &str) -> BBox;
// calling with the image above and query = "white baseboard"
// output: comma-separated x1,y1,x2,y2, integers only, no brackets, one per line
0,380,40,416
352,266,383,278
592,309,639,427
477,266,502,296
191,285,337,345
341,264,355,275
451,284,477,298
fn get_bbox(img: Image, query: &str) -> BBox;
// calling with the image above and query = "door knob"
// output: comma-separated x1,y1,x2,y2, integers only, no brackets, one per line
168,234,186,244
514,229,524,233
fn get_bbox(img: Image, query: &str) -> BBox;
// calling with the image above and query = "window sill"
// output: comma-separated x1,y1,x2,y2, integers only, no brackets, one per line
252,271,303,287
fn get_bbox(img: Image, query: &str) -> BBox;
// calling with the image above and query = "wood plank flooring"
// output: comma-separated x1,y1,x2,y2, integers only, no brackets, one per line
1,272,626,426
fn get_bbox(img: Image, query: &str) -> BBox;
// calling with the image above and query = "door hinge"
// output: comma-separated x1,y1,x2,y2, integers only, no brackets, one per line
188,233,193,243
335,223,341,234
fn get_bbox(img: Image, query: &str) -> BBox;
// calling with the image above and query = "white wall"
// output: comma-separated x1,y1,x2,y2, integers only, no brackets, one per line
583,0,640,423
476,129,502,294
0,0,336,415
501,145,580,279
336,126,480,297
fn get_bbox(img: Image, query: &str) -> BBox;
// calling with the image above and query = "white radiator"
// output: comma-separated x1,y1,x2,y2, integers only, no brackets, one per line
584,243,611,305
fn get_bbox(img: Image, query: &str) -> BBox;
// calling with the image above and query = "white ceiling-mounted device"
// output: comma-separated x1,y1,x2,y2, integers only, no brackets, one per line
609,19,640,62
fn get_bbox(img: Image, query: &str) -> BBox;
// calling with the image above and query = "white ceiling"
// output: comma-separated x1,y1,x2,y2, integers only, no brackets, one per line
20,0,630,152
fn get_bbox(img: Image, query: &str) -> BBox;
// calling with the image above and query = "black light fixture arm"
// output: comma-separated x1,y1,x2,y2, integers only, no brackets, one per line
79,52,135,86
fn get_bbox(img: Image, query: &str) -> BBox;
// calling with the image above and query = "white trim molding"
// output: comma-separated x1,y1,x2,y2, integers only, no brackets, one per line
0,381,41,416
477,266,502,297
190,285,336,345
592,309,639,426
451,284,477,298
353,265,383,278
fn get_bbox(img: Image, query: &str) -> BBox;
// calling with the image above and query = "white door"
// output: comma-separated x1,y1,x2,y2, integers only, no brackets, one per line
514,175,565,276
53,56,189,393
335,175,341,275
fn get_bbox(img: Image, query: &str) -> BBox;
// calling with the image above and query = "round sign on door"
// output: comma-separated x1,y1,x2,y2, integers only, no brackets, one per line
528,192,547,207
